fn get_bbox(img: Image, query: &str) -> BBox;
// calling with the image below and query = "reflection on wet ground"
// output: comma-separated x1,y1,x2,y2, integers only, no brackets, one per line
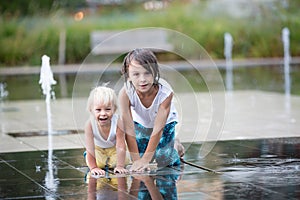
0,137,299,199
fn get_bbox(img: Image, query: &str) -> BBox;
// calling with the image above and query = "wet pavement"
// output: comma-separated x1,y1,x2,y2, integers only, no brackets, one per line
0,91,300,199
0,137,299,199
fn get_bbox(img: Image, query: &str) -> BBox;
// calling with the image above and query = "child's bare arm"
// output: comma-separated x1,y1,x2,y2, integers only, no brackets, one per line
147,93,172,154
146,93,172,154
85,121,97,168
131,93,173,171
114,125,128,174
84,121,105,175
118,87,140,161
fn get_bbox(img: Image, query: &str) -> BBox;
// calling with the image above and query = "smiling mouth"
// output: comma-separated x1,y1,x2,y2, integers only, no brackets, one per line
99,117,108,122
140,84,148,88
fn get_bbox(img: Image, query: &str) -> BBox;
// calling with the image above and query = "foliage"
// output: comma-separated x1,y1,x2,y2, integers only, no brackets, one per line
0,0,87,17
0,0,300,66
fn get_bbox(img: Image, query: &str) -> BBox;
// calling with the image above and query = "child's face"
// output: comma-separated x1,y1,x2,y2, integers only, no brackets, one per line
92,101,114,126
128,60,154,93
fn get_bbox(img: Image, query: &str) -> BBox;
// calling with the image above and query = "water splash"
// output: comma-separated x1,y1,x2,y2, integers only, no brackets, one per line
39,55,56,145
0,82,9,101
281,27,291,98
39,55,57,103
0,82,9,113
233,153,240,164
39,55,58,198
224,32,233,91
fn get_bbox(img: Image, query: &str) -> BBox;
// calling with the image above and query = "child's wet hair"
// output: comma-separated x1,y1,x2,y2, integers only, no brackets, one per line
86,86,117,113
121,48,160,85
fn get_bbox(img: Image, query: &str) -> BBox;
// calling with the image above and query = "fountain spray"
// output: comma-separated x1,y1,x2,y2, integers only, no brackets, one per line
39,55,58,197
224,32,233,91
282,27,291,97
282,27,291,113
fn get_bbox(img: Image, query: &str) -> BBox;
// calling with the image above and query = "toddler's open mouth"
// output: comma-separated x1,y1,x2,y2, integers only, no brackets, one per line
99,117,108,122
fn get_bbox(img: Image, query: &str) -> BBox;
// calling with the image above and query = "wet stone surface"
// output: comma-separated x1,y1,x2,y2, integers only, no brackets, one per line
0,137,299,199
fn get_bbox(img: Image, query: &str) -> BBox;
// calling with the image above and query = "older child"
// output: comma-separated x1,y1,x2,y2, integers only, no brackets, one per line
84,86,128,175
118,48,184,172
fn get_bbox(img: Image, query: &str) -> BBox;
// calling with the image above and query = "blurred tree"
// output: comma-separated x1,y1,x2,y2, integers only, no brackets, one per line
0,0,87,17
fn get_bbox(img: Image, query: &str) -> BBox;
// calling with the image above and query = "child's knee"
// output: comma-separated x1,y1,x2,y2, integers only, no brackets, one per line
155,148,180,167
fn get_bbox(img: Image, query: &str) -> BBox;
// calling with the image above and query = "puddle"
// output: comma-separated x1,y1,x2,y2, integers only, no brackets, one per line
0,137,299,199
7,129,82,137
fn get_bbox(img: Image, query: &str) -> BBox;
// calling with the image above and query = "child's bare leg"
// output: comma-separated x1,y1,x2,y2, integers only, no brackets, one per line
174,137,185,158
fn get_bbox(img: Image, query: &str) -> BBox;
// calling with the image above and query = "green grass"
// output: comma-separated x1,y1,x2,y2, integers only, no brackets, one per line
0,1,300,67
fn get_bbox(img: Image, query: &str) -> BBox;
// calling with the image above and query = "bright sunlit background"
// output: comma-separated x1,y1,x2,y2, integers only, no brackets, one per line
1,0,299,66
0,0,300,99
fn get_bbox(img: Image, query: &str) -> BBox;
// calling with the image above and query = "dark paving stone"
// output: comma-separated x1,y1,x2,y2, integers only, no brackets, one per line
0,137,299,199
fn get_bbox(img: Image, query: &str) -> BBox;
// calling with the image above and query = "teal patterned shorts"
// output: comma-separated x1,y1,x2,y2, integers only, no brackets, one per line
134,121,180,167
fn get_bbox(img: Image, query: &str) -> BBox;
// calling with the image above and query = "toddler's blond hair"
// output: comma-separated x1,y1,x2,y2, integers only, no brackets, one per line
86,86,117,113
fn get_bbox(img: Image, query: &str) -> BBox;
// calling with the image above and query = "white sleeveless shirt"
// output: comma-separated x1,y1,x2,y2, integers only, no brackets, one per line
91,114,117,148
125,79,178,128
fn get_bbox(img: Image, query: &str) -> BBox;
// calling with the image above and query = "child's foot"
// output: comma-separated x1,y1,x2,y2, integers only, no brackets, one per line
174,138,185,158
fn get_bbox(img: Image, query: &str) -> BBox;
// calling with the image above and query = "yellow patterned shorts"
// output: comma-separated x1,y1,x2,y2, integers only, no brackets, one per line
86,145,130,169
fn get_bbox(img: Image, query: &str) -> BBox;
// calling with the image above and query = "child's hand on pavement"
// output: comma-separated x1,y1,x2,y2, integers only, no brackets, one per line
91,167,105,177
114,166,128,174
130,159,150,172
